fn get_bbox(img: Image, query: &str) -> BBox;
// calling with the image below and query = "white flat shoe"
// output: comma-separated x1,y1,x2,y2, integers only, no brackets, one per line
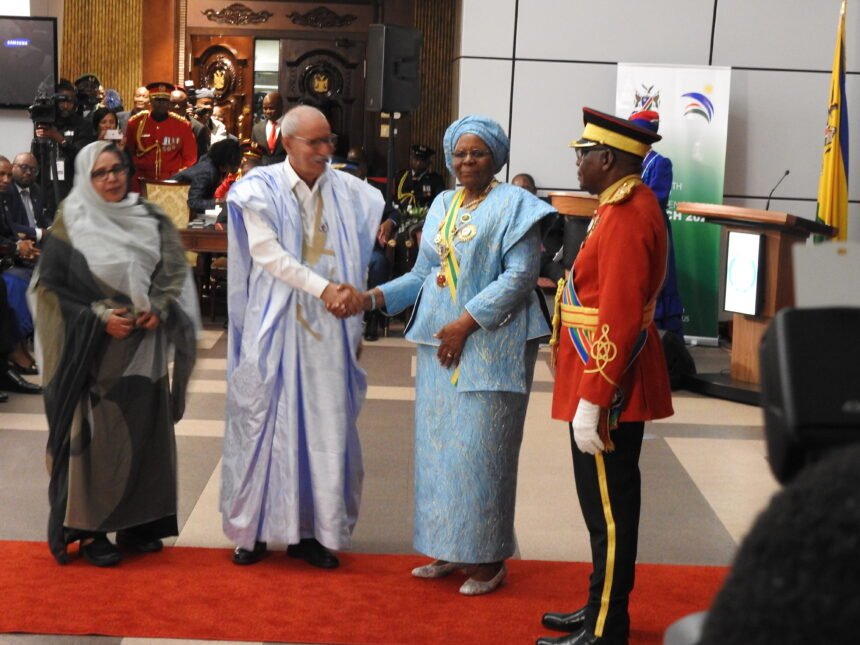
459,563,507,595
411,560,460,578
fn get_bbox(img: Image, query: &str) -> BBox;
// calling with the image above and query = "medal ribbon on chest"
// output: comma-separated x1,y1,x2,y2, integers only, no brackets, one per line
435,190,464,301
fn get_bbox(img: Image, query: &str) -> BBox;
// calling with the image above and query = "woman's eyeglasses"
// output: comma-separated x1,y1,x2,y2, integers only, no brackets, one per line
90,164,129,181
292,135,338,148
452,150,491,161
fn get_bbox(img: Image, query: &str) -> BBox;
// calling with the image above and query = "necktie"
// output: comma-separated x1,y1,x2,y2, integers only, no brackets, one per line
20,188,36,227
267,123,278,153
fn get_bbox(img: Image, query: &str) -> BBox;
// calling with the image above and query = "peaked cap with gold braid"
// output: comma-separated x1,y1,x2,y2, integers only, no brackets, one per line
569,107,661,158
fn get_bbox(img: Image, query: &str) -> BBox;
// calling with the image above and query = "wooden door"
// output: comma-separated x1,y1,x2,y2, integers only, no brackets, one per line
190,35,254,136
280,36,366,159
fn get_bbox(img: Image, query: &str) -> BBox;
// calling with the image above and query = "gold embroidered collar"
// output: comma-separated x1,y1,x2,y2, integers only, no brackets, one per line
598,174,642,206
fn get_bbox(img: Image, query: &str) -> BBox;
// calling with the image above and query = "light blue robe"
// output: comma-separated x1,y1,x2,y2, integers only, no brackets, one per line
220,164,382,551
380,183,554,562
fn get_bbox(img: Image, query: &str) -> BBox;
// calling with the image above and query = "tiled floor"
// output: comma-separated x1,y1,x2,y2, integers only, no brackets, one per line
0,325,778,644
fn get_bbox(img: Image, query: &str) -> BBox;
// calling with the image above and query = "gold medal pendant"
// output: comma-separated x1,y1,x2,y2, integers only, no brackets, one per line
457,224,477,242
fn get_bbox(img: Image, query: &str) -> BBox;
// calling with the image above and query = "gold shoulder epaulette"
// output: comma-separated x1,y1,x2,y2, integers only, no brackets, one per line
168,112,190,124
604,177,642,205
128,110,149,122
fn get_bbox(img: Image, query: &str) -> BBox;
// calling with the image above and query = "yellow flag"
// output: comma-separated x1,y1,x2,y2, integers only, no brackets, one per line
816,0,849,241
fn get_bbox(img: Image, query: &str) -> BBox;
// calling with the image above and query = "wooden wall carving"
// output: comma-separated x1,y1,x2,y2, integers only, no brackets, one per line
286,7,358,29
201,3,273,25
191,36,253,135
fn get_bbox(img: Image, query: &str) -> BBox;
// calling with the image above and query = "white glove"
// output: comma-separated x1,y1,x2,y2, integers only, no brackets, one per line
572,398,604,455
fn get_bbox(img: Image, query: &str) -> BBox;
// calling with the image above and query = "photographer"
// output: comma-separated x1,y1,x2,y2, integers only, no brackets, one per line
193,88,227,146
30,79,97,211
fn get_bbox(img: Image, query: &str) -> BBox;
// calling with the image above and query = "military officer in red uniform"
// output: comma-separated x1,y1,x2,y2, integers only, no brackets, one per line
537,108,674,645
125,82,197,191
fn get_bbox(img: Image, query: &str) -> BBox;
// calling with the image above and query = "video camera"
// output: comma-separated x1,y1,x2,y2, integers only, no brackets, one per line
183,80,197,106
28,94,61,127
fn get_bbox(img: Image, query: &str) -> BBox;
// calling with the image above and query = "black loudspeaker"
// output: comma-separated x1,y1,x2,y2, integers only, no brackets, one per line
365,24,422,112
760,307,860,484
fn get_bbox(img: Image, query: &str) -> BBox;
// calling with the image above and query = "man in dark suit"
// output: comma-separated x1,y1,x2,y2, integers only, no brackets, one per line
251,91,286,165
0,155,43,397
7,153,53,241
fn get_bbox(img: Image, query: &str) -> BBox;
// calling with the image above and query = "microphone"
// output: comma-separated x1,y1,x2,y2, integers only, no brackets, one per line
765,169,790,210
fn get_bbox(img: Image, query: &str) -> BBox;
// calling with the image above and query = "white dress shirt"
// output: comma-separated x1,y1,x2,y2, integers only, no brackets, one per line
243,159,331,298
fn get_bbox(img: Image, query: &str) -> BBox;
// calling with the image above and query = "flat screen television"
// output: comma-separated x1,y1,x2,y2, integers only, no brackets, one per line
0,15,57,109
724,230,765,316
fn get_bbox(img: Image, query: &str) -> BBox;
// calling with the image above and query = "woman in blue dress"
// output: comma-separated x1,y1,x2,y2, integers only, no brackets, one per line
363,115,554,595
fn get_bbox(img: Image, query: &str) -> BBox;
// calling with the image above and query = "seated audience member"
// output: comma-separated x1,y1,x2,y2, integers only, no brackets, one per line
512,172,565,286
699,443,860,645
7,152,53,241
0,156,42,395
214,140,263,202
170,138,242,217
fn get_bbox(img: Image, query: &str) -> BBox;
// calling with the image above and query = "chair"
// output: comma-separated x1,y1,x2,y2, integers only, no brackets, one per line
139,179,192,231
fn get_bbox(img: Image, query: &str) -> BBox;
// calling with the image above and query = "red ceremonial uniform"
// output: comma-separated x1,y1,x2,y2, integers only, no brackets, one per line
552,175,673,425
125,111,197,190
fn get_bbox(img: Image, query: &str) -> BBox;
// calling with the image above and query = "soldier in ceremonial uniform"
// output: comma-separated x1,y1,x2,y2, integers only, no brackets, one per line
394,144,445,212
124,82,197,191
537,108,674,645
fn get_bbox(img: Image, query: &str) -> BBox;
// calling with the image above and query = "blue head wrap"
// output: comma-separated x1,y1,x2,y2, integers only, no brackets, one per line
443,115,510,174
103,89,122,111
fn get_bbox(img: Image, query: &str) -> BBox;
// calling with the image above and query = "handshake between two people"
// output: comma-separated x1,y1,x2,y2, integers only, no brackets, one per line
321,283,369,319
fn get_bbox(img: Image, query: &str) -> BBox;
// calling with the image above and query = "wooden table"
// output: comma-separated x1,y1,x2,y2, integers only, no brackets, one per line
179,228,227,253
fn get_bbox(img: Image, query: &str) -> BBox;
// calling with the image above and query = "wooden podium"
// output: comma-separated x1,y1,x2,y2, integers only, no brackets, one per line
675,202,836,388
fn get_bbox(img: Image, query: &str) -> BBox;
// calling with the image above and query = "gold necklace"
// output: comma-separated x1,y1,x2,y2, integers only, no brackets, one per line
461,180,498,211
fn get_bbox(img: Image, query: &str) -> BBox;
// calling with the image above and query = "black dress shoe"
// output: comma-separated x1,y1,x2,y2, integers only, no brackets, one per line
116,529,164,553
536,628,599,645
81,534,122,567
542,606,587,632
287,538,339,569
0,391,8,403
11,361,38,375
363,312,380,342
232,540,267,565
0,365,42,394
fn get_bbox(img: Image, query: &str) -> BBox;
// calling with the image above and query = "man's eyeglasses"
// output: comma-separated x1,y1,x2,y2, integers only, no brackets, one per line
575,146,608,162
292,135,338,148
90,164,129,181
452,149,491,161
13,163,38,175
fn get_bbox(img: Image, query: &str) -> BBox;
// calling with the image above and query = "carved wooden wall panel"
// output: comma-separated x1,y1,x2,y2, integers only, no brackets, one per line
191,35,254,135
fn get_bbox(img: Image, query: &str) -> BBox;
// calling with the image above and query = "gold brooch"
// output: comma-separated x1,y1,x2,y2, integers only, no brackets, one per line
457,224,477,242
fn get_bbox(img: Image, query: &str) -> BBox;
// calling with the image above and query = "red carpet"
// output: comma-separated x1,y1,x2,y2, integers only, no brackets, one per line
0,541,726,644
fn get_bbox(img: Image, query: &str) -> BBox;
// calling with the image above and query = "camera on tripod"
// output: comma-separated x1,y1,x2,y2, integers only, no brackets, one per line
28,94,61,128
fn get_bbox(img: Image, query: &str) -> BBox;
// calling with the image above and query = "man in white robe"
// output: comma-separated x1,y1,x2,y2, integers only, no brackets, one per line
220,105,383,567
